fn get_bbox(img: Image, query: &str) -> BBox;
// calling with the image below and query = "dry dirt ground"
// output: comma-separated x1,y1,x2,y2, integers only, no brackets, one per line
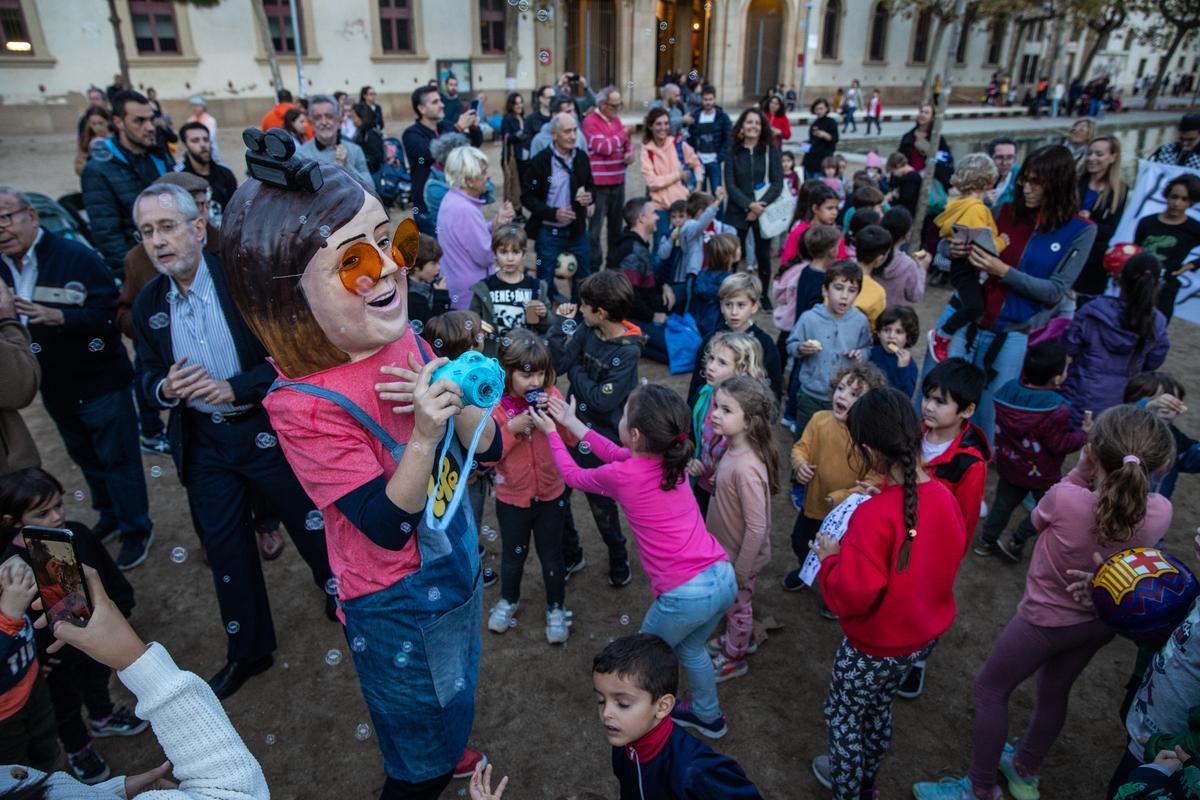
3,127,1200,800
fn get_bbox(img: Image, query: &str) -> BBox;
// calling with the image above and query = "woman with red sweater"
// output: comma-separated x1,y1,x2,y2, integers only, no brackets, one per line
808,387,969,799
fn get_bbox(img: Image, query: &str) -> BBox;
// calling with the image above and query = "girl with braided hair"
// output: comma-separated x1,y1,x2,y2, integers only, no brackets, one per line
808,387,969,800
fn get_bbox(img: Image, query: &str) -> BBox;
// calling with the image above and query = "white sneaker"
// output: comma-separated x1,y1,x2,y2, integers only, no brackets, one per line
545,606,572,644
487,599,518,633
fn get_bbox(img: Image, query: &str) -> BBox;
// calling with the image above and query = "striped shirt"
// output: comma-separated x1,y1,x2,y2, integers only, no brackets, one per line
167,257,249,415
582,109,631,186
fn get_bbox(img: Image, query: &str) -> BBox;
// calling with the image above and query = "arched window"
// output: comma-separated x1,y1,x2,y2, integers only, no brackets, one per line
820,0,840,60
868,2,889,62
912,9,932,64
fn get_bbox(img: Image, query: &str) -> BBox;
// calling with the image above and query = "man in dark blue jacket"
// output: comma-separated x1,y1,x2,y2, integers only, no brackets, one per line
81,91,170,276
128,182,333,700
686,85,732,194
402,85,483,235
0,187,154,570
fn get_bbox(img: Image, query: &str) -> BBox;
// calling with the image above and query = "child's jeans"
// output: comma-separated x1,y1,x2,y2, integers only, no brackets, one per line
969,614,1114,794
825,638,937,800
865,115,881,135
495,493,567,609
978,476,1044,553
641,560,737,722
721,575,758,660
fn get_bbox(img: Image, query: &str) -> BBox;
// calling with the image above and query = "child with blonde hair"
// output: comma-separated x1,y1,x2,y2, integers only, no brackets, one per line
928,153,1009,361
705,376,781,682
688,332,766,515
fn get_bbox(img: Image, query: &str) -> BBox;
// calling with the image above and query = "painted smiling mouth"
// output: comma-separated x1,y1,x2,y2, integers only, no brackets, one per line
367,288,396,308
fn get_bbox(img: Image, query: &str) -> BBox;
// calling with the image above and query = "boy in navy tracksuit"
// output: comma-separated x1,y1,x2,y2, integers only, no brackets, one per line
595,634,761,799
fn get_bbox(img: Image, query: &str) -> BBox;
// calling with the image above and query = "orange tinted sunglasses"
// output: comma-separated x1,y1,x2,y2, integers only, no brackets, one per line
340,217,421,295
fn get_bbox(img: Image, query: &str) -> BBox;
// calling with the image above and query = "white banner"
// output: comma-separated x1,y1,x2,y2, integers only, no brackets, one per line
1111,159,1200,325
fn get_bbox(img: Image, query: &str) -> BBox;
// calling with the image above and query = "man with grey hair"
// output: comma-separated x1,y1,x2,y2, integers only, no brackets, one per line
522,111,594,287
129,182,334,700
650,83,693,136
298,95,373,185
0,185,154,569
583,85,633,271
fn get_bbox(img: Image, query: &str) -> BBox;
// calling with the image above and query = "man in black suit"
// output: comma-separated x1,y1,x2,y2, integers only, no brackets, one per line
129,181,335,699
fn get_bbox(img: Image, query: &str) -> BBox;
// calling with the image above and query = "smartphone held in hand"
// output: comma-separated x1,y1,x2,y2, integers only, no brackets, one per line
21,526,93,627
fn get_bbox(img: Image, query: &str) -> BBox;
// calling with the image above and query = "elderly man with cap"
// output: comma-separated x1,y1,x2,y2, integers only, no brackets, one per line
1148,113,1200,169
117,172,288,562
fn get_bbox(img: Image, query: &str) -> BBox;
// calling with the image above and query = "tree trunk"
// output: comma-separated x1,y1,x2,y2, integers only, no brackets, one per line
1076,28,1107,83
106,0,130,86
911,0,970,248
250,0,285,93
920,17,951,104
504,5,520,92
1147,26,1185,109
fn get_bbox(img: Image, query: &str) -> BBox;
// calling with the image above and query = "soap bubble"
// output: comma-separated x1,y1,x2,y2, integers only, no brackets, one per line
401,521,412,533
254,432,277,449
640,377,649,386
578,441,592,455
454,677,466,692
222,575,230,583
319,225,331,238
150,466,162,478
226,621,241,634
514,545,523,555
428,587,441,602
483,526,497,542
148,312,169,330
626,81,635,89
523,363,532,372
517,0,530,10
501,336,512,347
211,412,224,424
266,734,277,745
298,215,307,224
30,343,41,354
355,723,371,740
401,640,414,653
465,319,473,330
325,649,343,666
579,403,588,412
689,70,699,81
612,357,621,366
410,320,423,335
73,490,84,501
561,319,577,335
669,37,676,44
325,577,339,595
620,615,630,625
659,44,667,52
434,338,444,349
536,7,549,22
170,547,187,564
305,510,325,530
350,635,366,653
659,20,668,30
87,338,105,353
508,617,518,628
393,652,409,668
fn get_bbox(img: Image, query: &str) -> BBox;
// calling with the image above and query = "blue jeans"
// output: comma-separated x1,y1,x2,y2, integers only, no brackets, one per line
701,161,723,193
916,306,1028,443
43,387,152,539
842,107,857,132
535,226,590,290
640,560,737,721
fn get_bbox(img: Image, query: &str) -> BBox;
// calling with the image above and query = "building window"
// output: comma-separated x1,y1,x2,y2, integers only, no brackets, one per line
867,2,888,62
912,9,932,64
128,0,179,54
820,0,840,60
262,0,304,54
1123,31,1134,51
0,0,32,54
480,0,504,54
955,8,975,65
1136,58,1146,78
379,0,413,53
985,15,1005,65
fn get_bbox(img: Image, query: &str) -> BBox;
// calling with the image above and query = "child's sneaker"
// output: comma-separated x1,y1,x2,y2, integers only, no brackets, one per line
608,560,632,588
67,746,111,785
912,777,1001,800
706,634,758,657
669,700,727,739
487,599,518,633
482,567,498,587
818,600,839,620
996,538,1024,564
564,555,587,581
999,741,1041,800
789,484,807,511
452,747,487,779
712,653,748,683
88,707,149,737
896,662,926,699
973,538,998,557
928,329,951,363
782,568,807,592
781,415,797,433
811,754,833,789
545,606,572,644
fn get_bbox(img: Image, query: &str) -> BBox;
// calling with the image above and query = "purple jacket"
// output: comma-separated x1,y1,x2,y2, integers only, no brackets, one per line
1061,297,1169,428
993,380,1087,491
436,187,495,310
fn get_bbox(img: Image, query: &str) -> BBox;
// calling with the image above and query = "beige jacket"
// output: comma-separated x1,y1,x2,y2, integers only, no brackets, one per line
0,317,41,473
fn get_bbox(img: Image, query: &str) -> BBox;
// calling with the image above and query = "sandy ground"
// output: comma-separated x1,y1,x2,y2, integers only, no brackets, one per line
2,115,1199,799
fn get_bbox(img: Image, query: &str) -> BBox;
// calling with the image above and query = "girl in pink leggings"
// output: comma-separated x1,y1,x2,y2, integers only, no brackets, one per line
913,404,1175,800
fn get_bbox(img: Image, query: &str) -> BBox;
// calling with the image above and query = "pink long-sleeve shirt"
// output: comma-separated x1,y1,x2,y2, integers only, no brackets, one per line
583,109,632,187
547,429,728,597
1019,462,1172,628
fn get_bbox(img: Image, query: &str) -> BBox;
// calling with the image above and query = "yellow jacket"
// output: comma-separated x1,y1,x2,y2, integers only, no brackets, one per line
854,273,887,331
791,411,881,521
934,196,1006,253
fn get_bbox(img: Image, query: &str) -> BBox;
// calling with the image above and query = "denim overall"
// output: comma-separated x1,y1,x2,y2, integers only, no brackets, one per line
268,339,482,783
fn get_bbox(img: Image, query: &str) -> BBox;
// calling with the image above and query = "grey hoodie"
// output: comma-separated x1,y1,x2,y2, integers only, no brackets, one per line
787,302,872,400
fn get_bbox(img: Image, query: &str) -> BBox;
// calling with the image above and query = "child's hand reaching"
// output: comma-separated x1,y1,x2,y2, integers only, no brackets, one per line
528,407,557,435
1064,552,1104,609
525,300,548,321
1146,392,1187,423
545,394,588,439
0,556,37,620
556,303,578,319
845,349,864,362
507,409,534,437
714,186,727,202
795,462,816,484
470,762,508,800
687,459,704,477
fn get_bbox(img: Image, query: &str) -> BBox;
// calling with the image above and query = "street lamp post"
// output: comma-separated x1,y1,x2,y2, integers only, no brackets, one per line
798,1,815,110
288,0,306,98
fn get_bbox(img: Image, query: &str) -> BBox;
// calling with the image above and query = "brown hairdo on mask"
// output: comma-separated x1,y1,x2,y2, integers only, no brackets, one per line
222,164,377,378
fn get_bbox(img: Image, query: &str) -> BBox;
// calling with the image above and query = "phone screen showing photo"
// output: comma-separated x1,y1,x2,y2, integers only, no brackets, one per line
23,531,91,627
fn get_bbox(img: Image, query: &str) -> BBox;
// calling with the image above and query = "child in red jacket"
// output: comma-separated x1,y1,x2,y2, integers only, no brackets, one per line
978,341,1090,563
901,357,989,700
809,387,968,800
